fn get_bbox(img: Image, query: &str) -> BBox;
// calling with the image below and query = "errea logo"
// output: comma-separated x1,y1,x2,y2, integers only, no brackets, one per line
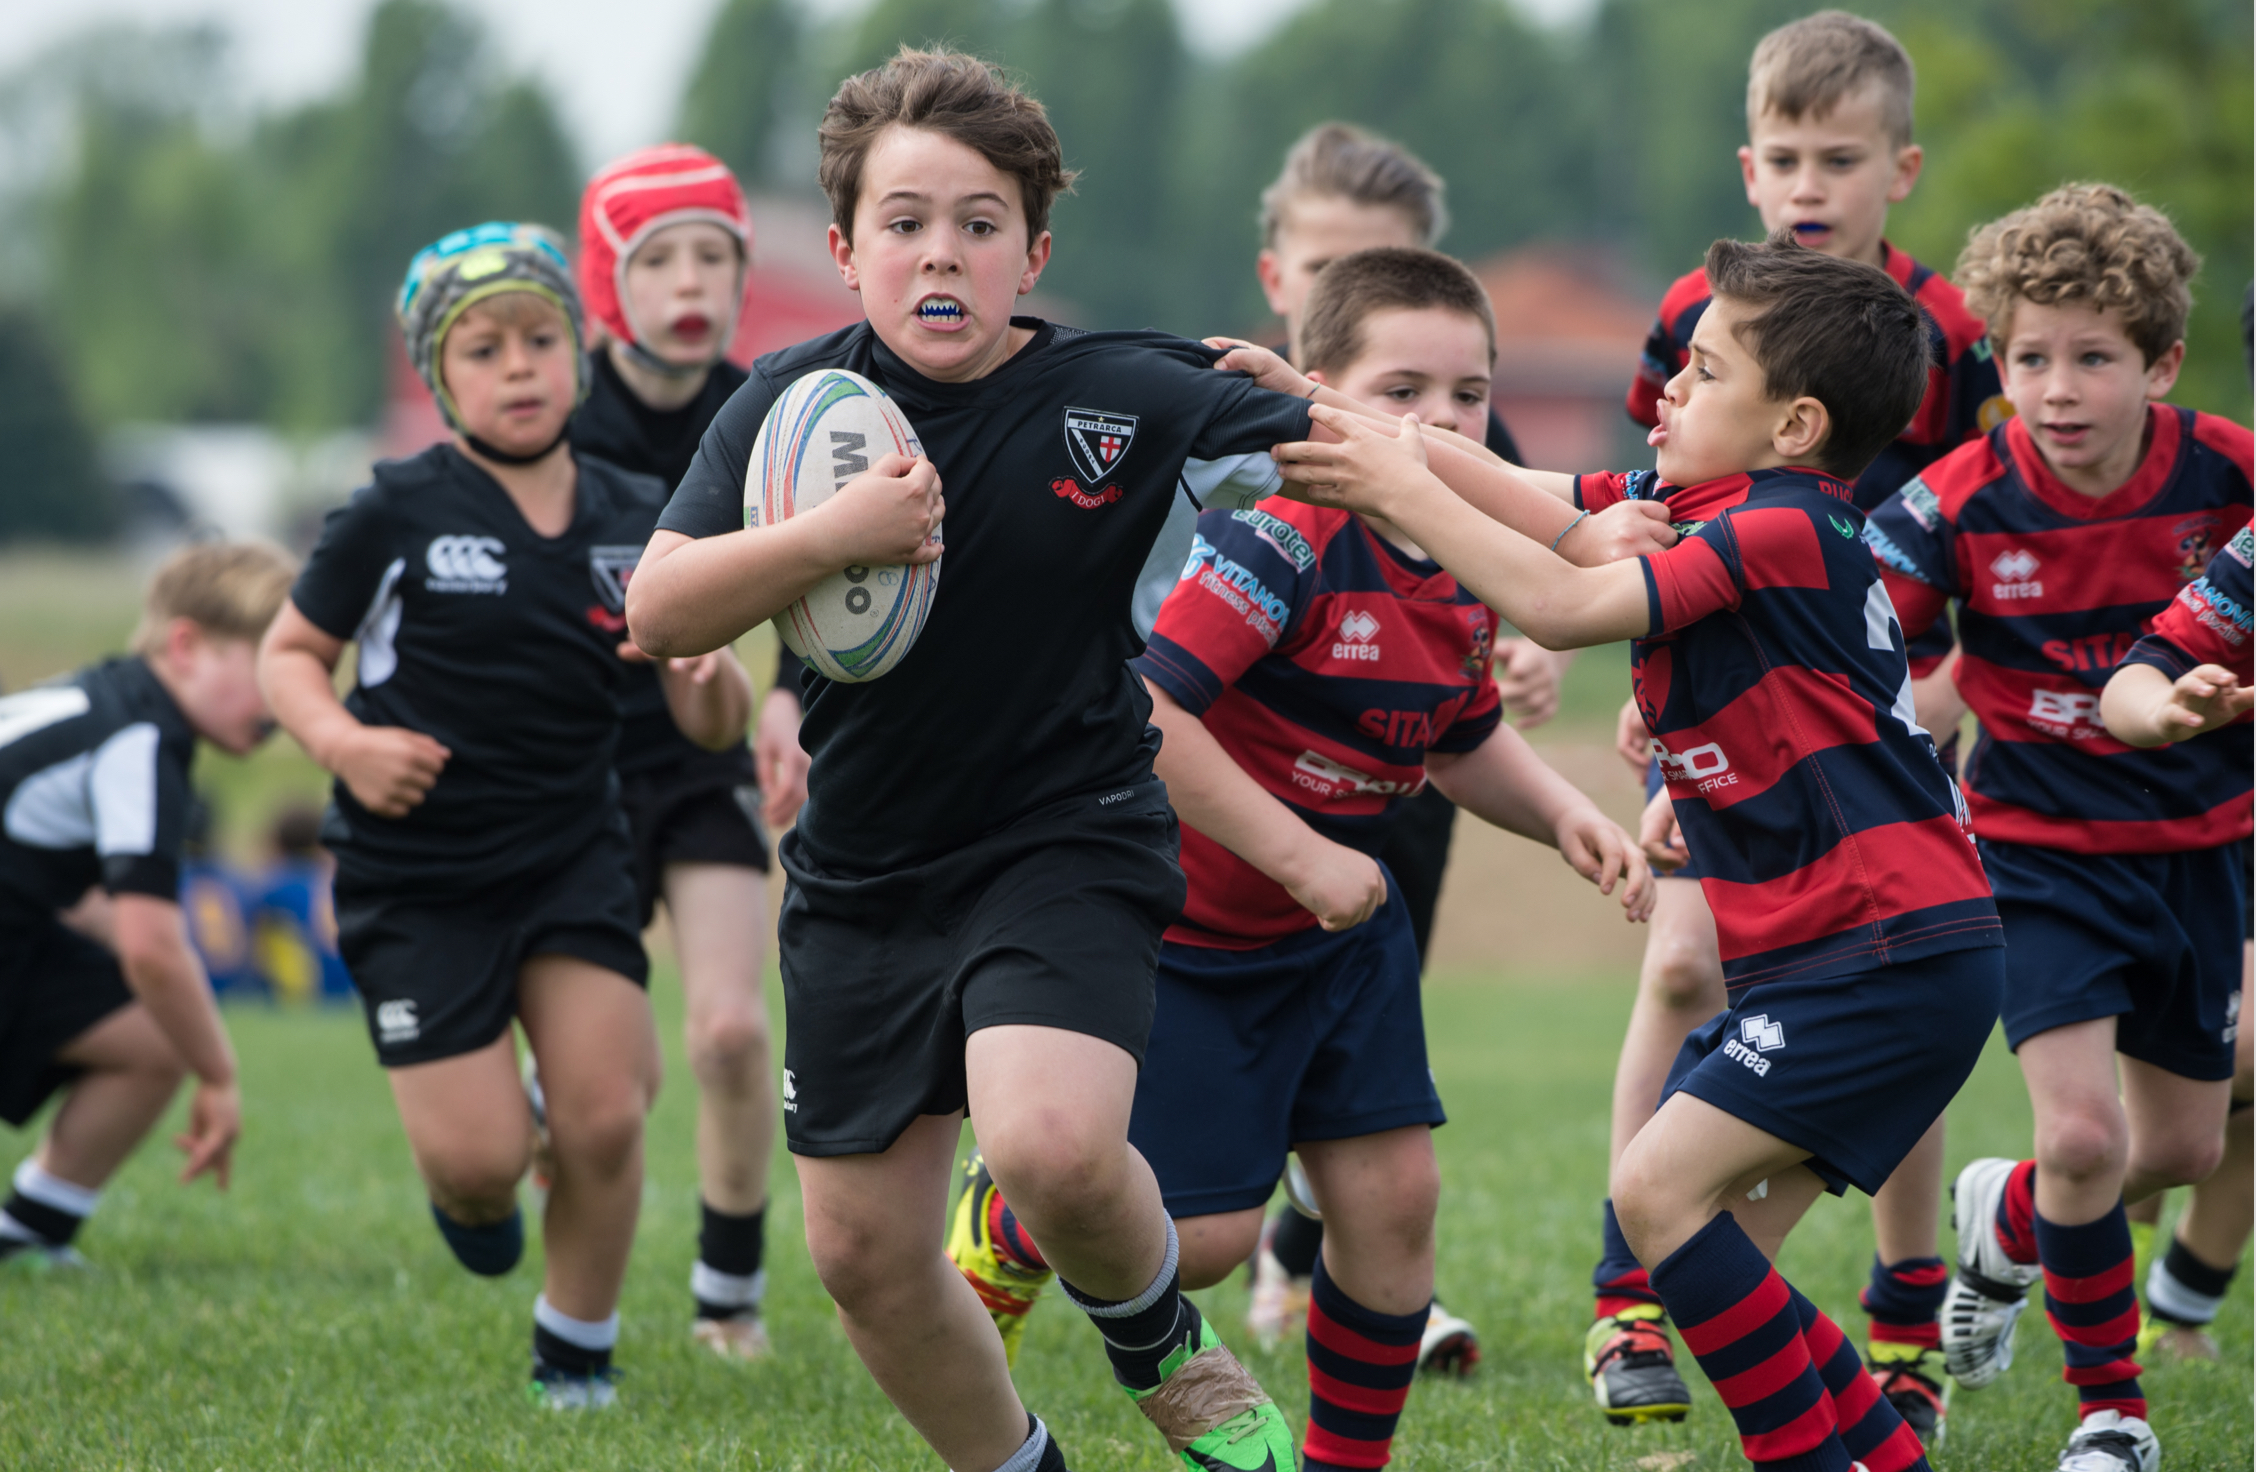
1333,610,1382,662
427,535,507,594
1720,1013,1783,1075
375,999,420,1044
1990,549,2042,600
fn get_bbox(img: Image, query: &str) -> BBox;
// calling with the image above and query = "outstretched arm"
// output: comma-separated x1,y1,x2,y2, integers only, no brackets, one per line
1426,728,1654,922
1277,407,1653,650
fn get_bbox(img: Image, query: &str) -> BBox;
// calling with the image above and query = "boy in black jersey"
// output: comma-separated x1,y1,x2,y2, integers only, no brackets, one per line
0,542,294,1265
629,48,1673,1472
572,144,795,1360
260,223,752,1407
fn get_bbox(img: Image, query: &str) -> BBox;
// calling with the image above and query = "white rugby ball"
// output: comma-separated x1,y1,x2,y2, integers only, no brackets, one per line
744,368,939,682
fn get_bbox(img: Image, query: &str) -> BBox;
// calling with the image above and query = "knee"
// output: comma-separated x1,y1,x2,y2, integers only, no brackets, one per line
687,1003,770,1081
981,1127,1119,1234
1643,942,1721,1013
2131,1129,2225,1191
804,1215,920,1315
420,1141,529,1218
1177,1212,1265,1291
2037,1110,2128,1184
548,1087,649,1175
1608,1147,1689,1263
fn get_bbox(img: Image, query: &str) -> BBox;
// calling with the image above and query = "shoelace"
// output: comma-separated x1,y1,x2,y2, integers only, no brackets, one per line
1599,1320,1675,1371
1876,1362,1944,1403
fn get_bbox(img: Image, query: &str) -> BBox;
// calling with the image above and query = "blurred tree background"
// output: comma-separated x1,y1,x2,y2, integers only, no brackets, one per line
1,0,2248,539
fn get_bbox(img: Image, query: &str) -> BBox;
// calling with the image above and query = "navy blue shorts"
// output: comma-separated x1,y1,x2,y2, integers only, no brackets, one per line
1646,757,1703,882
1661,945,2004,1196
1981,838,2248,1082
1127,882,1445,1218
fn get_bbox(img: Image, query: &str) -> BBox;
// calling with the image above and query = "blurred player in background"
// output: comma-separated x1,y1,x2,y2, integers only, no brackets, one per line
0,542,295,1266
248,804,353,1005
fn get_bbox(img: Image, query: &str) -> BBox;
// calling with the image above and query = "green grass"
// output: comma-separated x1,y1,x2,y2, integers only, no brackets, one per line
2,967,2246,1470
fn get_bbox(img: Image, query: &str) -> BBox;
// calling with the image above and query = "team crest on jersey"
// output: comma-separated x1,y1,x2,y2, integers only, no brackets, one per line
1064,407,1138,483
588,545,641,613
2173,514,2225,584
1461,616,1494,678
1976,393,2015,433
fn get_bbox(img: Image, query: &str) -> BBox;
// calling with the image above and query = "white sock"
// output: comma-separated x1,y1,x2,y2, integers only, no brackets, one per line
690,1262,766,1313
533,1293,620,1351
977,1414,1049,1472
14,1158,100,1218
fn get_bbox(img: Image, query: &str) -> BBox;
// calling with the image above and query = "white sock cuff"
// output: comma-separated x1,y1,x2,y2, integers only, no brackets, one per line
533,1293,620,1351
1067,1216,1180,1319
690,1262,766,1310
13,1159,99,1218
986,1414,1048,1472
2146,1253,2224,1325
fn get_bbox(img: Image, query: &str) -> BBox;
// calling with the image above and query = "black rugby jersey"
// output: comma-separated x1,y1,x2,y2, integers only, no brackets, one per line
0,656,197,918
572,352,756,782
292,443,671,891
659,317,1315,874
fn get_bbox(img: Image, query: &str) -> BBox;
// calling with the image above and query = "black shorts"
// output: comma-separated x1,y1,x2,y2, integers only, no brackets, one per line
776,779,1185,1157
0,915,137,1128
1375,786,1456,966
620,755,770,929
335,824,649,1068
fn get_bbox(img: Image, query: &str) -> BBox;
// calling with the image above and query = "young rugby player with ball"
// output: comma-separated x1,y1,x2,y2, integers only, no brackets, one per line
626,49,1674,1472
0,542,294,1266
260,223,752,1407
1244,230,2005,1472
946,245,1654,1472
572,143,798,1360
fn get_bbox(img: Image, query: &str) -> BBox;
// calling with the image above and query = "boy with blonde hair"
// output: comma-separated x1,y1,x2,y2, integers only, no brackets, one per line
1596,12,2004,1435
1866,183,2249,1472
0,541,294,1264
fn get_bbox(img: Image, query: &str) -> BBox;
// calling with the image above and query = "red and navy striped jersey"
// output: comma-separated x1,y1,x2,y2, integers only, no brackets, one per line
1626,244,2010,512
1580,465,2001,988
1132,500,1503,949
2123,524,2255,685
1863,407,2253,854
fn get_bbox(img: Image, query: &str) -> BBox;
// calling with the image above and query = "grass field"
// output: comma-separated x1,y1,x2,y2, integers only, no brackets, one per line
2,963,2247,1471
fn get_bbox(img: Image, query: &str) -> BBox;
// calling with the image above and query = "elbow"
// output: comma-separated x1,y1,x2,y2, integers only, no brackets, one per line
625,587,687,660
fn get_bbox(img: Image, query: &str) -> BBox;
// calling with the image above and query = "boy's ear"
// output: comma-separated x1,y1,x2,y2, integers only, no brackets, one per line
1737,145,1760,209
1772,395,1832,465
1887,143,1924,204
827,222,859,292
1017,230,1053,297
1306,369,1329,387
1255,250,1290,317
2145,339,2187,400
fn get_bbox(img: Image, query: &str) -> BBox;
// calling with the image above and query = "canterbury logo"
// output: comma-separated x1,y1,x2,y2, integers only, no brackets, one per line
426,535,507,591
374,999,420,1043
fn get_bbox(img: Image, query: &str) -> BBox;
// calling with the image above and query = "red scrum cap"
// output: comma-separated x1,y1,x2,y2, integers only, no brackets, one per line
578,144,752,369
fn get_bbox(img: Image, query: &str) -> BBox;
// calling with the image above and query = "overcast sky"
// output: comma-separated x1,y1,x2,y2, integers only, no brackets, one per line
0,0,1599,168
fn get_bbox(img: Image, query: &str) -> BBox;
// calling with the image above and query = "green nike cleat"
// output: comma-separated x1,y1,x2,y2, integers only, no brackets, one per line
1127,1305,1298,1471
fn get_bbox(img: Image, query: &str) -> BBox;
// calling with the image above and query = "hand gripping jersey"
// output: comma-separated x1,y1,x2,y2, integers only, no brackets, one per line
2122,524,2256,686
0,657,197,919
1627,244,2009,512
291,444,673,891
658,318,1314,875
1580,466,2001,988
1131,501,1503,948
1863,408,2254,853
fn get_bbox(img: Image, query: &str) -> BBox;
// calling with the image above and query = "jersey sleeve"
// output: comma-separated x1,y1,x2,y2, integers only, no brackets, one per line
94,726,189,899
659,369,777,540
291,487,398,641
1860,475,1960,644
1429,666,1504,755
1573,468,1660,513
1132,508,1311,716
1638,520,1742,635
1181,373,1313,512
2122,525,2256,682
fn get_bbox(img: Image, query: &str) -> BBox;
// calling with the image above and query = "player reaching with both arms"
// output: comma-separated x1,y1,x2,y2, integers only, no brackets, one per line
0,544,293,1267
260,224,754,1405
1593,11,2007,1438
625,49,1672,1472
1244,229,2007,1472
945,246,1653,1471
1861,184,2250,1472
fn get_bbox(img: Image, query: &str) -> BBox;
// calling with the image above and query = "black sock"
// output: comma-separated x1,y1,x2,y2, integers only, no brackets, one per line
2147,1234,2238,1326
694,1199,767,1320
1271,1204,1324,1278
0,1190,84,1250
1062,1226,1200,1392
429,1203,523,1277
533,1321,612,1376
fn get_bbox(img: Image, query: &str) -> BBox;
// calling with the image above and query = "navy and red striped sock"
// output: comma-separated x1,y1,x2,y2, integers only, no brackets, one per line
1994,1159,2040,1266
1859,1255,1948,1354
987,1191,1049,1272
1651,1212,1850,1471
1793,1284,1930,1472
1595,1198,1664,1319
1302,1258,1425,1470
2035,1205,2145,1422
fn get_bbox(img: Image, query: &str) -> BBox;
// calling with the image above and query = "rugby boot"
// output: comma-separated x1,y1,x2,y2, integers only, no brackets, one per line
2136,1313,2219,1362
1125,1304,1297,1471
692,1310,773,1361
1866,1343,1948,1445
526,1362,619,1410
1416,1300,1480,1378
2056,1410,2160,1472
1584,1302,1691,1425
1940,1157,2041,1389
946,1150,1052,1368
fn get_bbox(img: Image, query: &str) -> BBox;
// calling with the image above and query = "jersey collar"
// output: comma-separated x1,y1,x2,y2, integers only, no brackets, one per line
2003,404,2183,522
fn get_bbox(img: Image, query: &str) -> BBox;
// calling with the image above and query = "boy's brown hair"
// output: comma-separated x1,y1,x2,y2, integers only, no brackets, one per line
1297,247,1496,377
1704,231,1929,479
1259,123,1447,251
1956,183,2200,366
131,540,299,657
1746,10,1916,147
818,47,1077,243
